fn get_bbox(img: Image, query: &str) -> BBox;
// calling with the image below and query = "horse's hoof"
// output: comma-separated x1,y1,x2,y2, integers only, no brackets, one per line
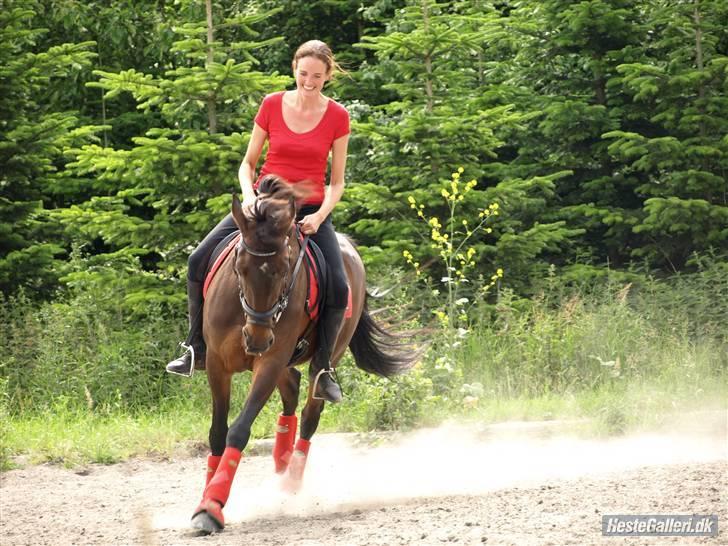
191,511,223,534
280,475,303,494
280,453,306,494
191,500,224,534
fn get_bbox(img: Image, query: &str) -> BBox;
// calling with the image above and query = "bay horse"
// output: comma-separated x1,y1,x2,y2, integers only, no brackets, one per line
191,175,416,534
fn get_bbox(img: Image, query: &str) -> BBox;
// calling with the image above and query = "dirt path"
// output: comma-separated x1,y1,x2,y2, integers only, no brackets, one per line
2,416,726,546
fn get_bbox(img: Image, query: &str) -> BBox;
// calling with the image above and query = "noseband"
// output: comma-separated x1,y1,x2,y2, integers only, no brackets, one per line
235,225,309,327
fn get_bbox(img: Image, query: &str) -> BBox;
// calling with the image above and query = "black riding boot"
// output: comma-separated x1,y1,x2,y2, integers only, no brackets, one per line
311,306,346,403
166,280,206,376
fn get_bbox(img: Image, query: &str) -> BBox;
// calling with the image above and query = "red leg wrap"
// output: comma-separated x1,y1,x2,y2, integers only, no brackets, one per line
204,447,242,507
273,413,298,474
293,438,311,456
282,438,310,493
205,454,222,487
193,447,242,529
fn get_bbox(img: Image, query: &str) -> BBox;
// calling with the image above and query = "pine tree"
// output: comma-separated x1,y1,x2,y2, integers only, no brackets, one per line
0,2,97,297
57,1,288,310
346,0,579,294
604,0,728,270
495,0,651,277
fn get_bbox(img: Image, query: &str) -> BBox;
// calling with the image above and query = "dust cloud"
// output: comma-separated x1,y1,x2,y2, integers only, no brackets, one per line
153,411,726,530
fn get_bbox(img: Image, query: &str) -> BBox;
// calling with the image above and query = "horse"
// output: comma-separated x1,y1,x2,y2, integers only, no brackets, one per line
190,175,417,534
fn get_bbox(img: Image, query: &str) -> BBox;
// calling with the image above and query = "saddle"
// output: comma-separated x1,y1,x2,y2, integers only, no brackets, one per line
202,229,352,362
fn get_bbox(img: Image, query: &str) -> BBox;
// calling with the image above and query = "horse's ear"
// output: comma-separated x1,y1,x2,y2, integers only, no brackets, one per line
231,193,248,231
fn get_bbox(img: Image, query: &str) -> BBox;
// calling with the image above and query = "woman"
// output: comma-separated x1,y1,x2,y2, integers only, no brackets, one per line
166,40,350,403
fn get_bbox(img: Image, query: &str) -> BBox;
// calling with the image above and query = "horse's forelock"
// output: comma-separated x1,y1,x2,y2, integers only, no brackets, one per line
254,196,291,224
257,174,295,203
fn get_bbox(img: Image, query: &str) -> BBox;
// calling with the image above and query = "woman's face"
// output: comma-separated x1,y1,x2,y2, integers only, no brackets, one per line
294,56,330,97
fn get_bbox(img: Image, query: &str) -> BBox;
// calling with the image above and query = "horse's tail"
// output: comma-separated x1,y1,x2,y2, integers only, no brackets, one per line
348,296,418,378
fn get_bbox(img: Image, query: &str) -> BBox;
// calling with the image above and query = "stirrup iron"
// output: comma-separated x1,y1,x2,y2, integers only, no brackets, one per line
311,368,338,401
168,342,195,378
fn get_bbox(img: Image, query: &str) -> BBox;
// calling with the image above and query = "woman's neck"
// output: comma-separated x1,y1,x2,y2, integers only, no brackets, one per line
291,90,326,111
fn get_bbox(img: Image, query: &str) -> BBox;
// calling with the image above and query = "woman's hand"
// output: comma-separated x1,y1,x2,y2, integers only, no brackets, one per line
298,212,324,235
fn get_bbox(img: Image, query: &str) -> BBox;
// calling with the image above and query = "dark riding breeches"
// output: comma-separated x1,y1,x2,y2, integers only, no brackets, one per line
299,205,348,310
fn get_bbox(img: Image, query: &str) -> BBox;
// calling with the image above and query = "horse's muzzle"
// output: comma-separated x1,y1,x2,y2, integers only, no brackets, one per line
243,327,274,355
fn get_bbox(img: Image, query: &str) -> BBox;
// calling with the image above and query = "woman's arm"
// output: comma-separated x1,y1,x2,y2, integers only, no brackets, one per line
238,122,268,205
299,133,350,234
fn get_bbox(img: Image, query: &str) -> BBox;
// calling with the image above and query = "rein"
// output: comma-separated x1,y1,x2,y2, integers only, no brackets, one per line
235,224,309,327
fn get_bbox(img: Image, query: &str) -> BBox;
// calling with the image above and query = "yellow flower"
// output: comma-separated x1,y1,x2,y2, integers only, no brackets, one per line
497,268,504,277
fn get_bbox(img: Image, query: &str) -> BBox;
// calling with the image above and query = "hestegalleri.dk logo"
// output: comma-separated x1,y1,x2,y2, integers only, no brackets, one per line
602,514,718,537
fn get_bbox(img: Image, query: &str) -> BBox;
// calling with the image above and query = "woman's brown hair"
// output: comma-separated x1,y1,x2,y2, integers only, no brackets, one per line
292,40,347,78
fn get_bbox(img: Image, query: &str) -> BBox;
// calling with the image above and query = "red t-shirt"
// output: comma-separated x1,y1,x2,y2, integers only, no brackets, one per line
254,91,350,205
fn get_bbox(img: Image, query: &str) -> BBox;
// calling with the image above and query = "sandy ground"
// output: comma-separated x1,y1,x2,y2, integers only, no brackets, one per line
1,413,726,546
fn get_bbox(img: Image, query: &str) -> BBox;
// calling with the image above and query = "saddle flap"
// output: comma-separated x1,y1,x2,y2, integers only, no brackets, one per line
203,232,241,300
302,234,326,321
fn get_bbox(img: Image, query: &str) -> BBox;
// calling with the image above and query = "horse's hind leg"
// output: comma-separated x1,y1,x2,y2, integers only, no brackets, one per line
281,386,325,493
273,367,301,474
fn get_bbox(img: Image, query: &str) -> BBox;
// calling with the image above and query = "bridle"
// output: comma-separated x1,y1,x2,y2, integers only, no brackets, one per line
234,224,309,327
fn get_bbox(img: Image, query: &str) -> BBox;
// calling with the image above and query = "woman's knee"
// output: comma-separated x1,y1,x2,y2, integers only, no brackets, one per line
187,247,208,282
328,268,349,308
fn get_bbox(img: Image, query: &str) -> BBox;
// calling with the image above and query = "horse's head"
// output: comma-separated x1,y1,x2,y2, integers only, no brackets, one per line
231,175,297,355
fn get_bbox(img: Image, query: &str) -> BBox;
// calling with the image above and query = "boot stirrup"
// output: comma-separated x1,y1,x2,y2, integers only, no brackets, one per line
311,368,337,401
167,342,195,378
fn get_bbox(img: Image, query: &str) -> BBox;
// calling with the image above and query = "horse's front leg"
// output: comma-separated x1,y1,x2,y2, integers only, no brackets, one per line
192,358,283,534
204,353,231,487
281,381,325,493
273,367,301,474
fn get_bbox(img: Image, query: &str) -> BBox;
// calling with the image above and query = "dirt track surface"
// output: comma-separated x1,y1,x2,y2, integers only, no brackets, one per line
2,415,726,546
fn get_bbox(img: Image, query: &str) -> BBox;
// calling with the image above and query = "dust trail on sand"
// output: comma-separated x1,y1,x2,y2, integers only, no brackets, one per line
153,412,726,530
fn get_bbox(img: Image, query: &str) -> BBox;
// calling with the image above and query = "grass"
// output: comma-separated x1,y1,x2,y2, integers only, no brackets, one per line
1,261,726,470
3,373,724,471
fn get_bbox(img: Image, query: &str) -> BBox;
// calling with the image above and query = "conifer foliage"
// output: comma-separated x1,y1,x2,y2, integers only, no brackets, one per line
1,0,726,306
0,2,97,297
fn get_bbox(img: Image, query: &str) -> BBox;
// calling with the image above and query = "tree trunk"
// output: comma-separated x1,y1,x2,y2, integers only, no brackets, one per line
206,0,217,134
423,2,434,114
693,0,710,186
